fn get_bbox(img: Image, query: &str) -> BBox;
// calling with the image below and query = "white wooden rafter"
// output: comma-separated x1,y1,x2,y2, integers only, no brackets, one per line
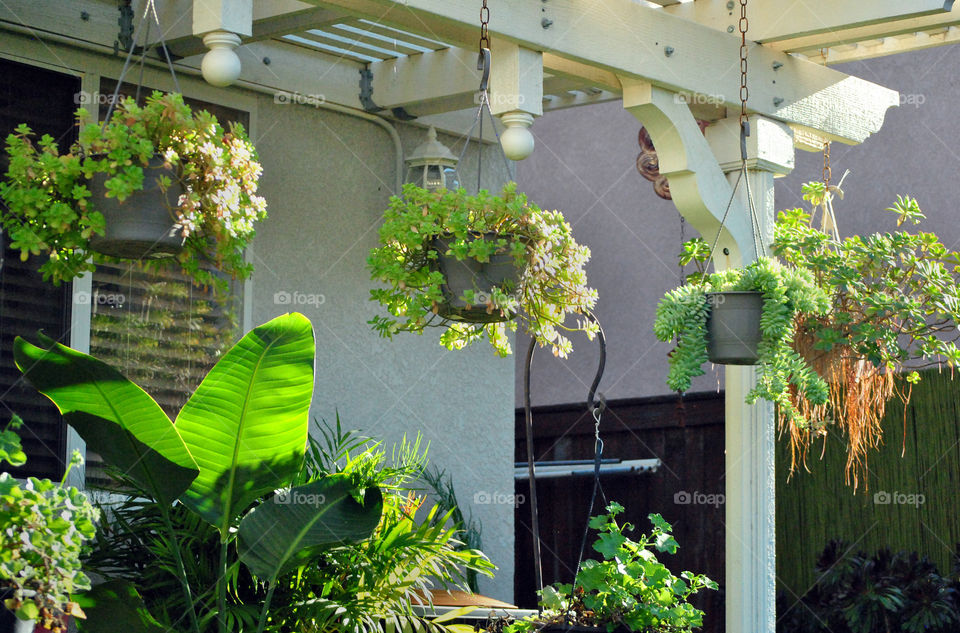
301,0,899,146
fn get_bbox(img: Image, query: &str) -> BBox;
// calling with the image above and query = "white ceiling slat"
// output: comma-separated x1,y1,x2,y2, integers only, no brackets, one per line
281,34,385,63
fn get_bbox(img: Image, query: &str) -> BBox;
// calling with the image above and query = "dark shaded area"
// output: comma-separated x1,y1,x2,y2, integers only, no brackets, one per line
0,57,78,480
515,391,725,633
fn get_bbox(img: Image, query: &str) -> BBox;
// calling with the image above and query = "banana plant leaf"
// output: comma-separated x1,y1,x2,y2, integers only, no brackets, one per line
73,580,166,633
238,475,383,582
175,312,316,538
13,334,198,505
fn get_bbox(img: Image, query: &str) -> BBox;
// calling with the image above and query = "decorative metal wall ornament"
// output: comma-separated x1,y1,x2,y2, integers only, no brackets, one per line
636,121,710,201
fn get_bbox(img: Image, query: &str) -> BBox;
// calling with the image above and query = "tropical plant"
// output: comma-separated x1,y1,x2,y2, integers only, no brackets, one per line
0,415,99,632
83,419,493,633
772,183,960,487
0,90,266,291
14,313,383,633
420,466,485,593
505,502,716,633
776,540,960,633
368,182,599,357
653,248,831,424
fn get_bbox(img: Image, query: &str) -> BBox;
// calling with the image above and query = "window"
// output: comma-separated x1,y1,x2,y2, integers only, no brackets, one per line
0,58,79,481
83,79,247,486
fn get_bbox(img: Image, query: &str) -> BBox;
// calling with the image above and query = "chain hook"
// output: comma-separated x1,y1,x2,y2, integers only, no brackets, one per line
478,0,490,69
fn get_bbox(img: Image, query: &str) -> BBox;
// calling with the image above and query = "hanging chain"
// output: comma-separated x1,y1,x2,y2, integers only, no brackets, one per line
678,213,687,285
738,0,749,129
822,141,832,189
478,0,490,64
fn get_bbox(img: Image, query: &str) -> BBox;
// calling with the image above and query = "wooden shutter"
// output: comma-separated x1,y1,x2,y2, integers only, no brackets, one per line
0,59,79,480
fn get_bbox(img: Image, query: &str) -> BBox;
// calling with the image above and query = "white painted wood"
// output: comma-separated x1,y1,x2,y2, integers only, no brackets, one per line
621,78,750,263
665,0,953,43
706,116,795,175
799,28,960,65
308,0,901,144
193,0,252,36
767,4,960,52
489,42,543,117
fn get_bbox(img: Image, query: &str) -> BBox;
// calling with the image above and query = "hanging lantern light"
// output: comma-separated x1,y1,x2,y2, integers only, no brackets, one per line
405,126,460,192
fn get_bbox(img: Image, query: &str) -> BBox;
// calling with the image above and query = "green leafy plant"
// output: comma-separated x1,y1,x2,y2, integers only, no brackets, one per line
83,420,492,633
14,313,382,633
0,415,99,632
776,540,960,633
772,184,960,487
0,90,266,290
653,249,831,422
506,503,716,633
368,182,599,357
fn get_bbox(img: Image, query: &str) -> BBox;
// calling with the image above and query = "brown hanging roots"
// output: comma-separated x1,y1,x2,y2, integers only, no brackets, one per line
779,325,910,492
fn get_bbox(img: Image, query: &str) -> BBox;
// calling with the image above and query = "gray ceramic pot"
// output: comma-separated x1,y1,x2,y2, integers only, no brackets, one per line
89,155,184,259
432,233,523,323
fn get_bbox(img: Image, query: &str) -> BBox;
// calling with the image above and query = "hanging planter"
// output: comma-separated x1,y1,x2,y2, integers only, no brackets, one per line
0,91,266,292
368,183,598,358
88,155,184,259
432,232,525,323
705,290,763,364
653,250,831,420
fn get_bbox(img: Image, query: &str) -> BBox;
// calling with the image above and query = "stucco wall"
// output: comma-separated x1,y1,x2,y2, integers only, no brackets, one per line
250,98,516,600
0,28,517,601
515,45,960,408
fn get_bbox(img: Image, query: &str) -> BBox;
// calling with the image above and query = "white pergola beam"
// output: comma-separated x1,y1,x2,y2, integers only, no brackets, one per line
664,0,954,43
308,0,899,145
768,5,960,54
150,0,344,57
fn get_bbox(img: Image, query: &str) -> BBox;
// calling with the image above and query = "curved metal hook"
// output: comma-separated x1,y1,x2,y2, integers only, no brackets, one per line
478,47,491,93
585,311,607,415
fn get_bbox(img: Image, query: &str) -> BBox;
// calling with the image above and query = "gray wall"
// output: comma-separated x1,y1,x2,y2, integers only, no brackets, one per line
250,99,516,600
515,45,960,407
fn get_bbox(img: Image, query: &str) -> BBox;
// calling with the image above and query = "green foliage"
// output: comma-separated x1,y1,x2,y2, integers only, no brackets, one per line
773,198,960,380
0,91,266,290
653,254,830,422
420,466,485,593
84,420,493,633
506,503,715,633
776,540,960,633
368,182,599,357
0,421,99,632
16,314,381,633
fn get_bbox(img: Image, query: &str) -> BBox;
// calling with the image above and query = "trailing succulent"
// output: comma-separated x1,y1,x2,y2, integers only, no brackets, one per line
368,182,598,357
505,502,716,633
653,243,830,424
656,182,960,488
0,91,266,291
0,416,99,632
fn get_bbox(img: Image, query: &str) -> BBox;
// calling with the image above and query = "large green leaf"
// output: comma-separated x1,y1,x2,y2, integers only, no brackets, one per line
237,475,383,581
73,580,166,633
13,335,198,504
175,312,315,536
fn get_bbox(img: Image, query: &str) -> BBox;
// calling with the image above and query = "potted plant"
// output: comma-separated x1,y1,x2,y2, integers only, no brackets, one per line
770,183,960,487
503,502,716,633
0,416,99,633
0,91,266,291
654,246,831,426
368,182,599,358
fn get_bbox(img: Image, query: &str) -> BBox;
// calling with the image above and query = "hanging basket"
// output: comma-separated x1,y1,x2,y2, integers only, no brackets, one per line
88,156,184,260
706,291,763,365
432,233,524,323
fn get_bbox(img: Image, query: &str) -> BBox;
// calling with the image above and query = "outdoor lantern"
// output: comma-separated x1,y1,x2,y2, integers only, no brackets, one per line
405,126,460,192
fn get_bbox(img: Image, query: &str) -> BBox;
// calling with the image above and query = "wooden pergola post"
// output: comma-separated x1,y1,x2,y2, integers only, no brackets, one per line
624,80,795,632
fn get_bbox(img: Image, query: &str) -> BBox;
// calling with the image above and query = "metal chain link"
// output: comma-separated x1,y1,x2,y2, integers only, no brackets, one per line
822,141,832,189
479,0,490,53
739,0,749,127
